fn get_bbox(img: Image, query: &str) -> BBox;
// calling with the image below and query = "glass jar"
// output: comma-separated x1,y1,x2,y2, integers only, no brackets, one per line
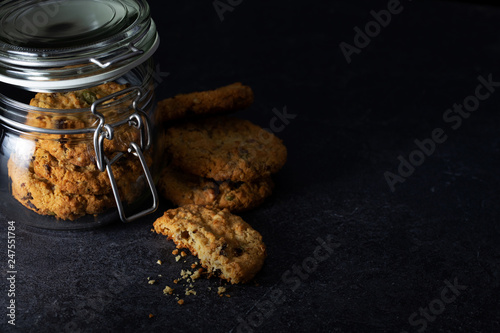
0,0,161,229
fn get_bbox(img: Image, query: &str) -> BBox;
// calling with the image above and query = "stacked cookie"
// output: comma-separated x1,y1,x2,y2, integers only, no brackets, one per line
157,84,287,213
7,83,147,220
154,83,287,284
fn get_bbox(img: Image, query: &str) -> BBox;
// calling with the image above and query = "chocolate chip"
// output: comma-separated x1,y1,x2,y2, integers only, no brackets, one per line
55,119,66,129
219,243,228,256
238,147,249,159
181,231,189,239
233,247,244,257
22,192,34,201
27,201,38,211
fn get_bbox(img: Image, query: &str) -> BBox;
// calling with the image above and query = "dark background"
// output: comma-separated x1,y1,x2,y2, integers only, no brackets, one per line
1,0,500,332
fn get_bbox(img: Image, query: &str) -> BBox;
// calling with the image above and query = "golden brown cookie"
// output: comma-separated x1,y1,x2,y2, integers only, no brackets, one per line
27,82,141,167
164,116,287,182
35,127,140,167
29,82,129,109
8,157,116,221
156,82,254,124
32,147,148,198
153,205,266,284
158,166,274,212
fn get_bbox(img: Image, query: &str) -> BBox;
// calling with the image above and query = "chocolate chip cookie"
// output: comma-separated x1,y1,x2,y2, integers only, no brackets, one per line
153,205,266,284
27,82,140,167
8,157,116,221
32,147,149,199
158,165,274,212
29,82,129,109
164,116,287,182
156,82,254,124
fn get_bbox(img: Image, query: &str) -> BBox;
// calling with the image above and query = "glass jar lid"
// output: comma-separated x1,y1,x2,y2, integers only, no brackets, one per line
0,0,159,92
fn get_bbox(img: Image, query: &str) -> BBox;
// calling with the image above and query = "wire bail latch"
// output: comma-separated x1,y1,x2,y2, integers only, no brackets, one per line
91,86,158,222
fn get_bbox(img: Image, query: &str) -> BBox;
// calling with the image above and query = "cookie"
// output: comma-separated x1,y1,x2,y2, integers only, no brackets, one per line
29,82,130,109
32,147,148,198
156,82,254,124
8,157,116,221
158,165,274,212
153,205,266,284
27,82,141,167
164,116,287,182
35,128,140,167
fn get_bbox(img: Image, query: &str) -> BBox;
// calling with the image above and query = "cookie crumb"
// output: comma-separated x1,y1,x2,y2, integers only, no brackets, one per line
157,260,162,265
172,249,179,255
175,255,181,262
148,279,156,285
149,314,154,318
191,269,202,280
180,269,192,280
181,251,187,257
163,286,174,295
177,299,185,305
185,289,197,296
218,286,226,295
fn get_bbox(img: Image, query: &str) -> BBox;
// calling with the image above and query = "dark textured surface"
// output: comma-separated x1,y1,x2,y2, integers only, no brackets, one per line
1,0,500,332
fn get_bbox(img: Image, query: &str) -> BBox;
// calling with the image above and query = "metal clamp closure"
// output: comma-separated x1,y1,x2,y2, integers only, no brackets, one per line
91,86,158,222
90,43,144,69
106,144,158,223
91,86,151,172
